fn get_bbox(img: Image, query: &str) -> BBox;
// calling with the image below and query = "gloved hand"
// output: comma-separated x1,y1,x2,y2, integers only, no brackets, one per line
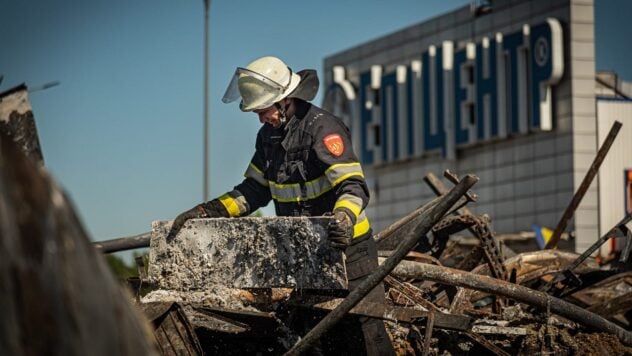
166,199,227,243
327,209,354,249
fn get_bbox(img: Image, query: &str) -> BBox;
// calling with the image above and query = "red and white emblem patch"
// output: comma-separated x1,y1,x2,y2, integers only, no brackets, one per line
323,134,344,157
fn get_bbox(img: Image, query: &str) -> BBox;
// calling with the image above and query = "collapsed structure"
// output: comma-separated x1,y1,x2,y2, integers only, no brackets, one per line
3,0,632,353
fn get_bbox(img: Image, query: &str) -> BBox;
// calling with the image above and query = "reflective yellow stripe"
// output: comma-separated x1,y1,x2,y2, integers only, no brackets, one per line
353,215,371,238
269,162,364,202
244,162,268,187
249,162,263,174
218,193,241,217
330,172,364,188
334,199,362,219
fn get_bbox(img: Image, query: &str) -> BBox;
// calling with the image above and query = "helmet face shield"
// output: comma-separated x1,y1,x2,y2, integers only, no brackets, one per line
222,58,302,112
222,67,288,111
221,70,243,104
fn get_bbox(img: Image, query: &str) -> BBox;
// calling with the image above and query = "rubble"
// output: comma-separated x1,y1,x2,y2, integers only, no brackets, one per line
5,92,632,354
148,217,346,290
127,167,632,354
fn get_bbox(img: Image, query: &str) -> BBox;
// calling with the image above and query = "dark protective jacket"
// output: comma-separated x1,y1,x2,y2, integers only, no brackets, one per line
216,99,372,241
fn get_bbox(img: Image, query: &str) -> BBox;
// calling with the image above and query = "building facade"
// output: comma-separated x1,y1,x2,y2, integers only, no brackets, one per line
322,0,631,253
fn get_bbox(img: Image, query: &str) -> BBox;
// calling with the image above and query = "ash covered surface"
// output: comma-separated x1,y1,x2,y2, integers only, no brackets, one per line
148,217,346,290
141,287,258,311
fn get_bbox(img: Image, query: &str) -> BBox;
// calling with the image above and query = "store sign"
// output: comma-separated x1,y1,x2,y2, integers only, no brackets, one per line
327,18,563,164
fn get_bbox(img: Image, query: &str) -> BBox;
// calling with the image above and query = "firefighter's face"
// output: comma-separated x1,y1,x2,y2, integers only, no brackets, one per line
254,105,282,128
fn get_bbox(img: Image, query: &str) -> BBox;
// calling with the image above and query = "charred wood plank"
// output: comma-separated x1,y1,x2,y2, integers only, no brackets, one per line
547,120,622,249
389,259,632,346
142,302,203,356
587,291,632,318
285,175,479,355
295,297,472,331
0,84,44,163
94,232,151,253
466,331,511,356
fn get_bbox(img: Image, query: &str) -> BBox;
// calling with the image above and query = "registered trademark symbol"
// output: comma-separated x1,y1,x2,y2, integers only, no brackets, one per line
535,37,549,66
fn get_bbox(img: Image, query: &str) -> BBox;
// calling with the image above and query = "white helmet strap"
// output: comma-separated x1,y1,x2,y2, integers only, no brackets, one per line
274,101,289,125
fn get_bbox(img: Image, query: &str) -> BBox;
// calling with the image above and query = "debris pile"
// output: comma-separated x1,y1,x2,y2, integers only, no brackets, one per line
130,169,632,355
3,85,632,355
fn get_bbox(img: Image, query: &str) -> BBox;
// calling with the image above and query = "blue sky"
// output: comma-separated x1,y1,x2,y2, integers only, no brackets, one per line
1,0,630,260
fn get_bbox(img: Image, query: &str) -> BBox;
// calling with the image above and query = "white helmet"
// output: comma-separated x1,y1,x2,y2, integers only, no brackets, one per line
222,56,301,112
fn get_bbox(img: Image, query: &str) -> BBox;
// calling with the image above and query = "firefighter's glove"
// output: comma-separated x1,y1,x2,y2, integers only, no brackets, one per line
166,200,227,243
327,209,354,249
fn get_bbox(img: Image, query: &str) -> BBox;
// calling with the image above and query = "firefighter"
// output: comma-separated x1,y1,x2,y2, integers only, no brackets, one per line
167,56,394,355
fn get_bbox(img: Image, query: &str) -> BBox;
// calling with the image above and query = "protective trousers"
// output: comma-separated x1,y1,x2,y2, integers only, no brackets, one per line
345,237,396,356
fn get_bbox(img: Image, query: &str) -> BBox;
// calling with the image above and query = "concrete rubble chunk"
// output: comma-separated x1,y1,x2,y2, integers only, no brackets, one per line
149,217,347,290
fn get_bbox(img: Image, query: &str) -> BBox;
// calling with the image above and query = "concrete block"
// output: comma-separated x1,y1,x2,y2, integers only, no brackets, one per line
495,200,516,219
514,178,534,197
393,184,409,200
575,227,600,253
556,189,573,210
475,149,495,169
573,115,597,134
515,214,537,232
556,97,572,117
534,136,556,158
558,115,573,133
573,150,597,170
408,164,428,182
571,60,596,78
571,2,594,23
457,155,476,171
535,156,557,175
534,175,557,194
514,161,534,180
393,200,413,217
536,211,559,227
493,217,515,234
570,23,595,42
495,181,515,200
476,167,495,186
535,194,557,211
494,165,514,183
408,182,424,200
514,143,534,162
571,41,595,60
555,152,573,172
571,78,596,97
494,147,514,166
575,208,599,227
515,197,535,215
149,217,346,290
555,133,573,154
572,133,597,154
572,96,597,116
475,186,493,202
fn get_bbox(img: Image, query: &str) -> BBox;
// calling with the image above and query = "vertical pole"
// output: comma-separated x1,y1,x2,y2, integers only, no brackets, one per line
203,0,211,201
546,120,622,249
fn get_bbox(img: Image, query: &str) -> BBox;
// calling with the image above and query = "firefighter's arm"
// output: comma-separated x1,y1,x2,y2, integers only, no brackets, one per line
166,198,229,242
167,138,271,242
313,117,371,246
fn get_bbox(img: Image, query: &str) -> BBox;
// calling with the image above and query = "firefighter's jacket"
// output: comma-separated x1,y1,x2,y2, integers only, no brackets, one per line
217,99,372,241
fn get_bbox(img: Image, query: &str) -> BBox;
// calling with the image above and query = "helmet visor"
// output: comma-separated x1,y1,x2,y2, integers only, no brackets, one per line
221,67,286,105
